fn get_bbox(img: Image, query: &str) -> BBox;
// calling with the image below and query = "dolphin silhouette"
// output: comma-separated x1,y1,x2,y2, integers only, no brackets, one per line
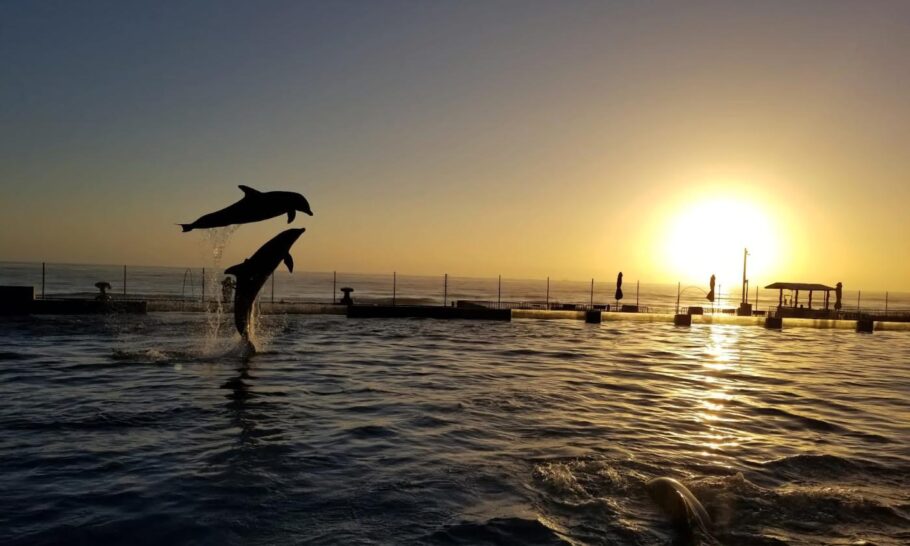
646,477,713,538
224,228,305,352
180,185,312,232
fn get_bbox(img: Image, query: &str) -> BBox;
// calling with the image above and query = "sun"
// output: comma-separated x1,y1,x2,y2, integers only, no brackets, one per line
660,195,782,289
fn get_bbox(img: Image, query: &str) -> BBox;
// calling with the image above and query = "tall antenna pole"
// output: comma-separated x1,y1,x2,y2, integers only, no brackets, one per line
741,248,749,303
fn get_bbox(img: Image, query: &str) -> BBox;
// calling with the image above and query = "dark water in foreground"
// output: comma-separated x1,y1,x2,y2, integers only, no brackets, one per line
1,313,908,545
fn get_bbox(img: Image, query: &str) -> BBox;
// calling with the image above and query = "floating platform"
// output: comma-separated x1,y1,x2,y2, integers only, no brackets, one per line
347,304,511,321
31,299,147,314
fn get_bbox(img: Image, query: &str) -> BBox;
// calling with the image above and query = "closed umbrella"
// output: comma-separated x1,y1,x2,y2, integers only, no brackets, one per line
615,272,624,303
706,274,716,303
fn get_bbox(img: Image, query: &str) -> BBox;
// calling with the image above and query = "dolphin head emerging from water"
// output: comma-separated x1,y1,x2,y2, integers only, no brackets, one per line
224,228,305,352
646,477,713,540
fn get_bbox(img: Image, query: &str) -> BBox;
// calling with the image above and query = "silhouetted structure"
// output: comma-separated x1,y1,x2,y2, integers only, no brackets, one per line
706,274,715,303
339,287,354,305
94,281,112,302
615,272,623,302
766,281,837,318
221,277,235,303
180,186,312,232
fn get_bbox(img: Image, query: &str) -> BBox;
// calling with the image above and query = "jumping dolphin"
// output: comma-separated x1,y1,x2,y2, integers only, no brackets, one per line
646,477,713,538
180,185,312,232
224,228,305,353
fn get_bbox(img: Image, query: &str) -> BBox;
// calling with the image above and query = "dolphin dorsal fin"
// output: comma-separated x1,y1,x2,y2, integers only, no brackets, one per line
287,209,296,223
283,254,294,273
238,185,261,198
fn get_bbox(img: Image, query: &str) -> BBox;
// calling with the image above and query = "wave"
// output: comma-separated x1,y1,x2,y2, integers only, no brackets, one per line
426,517,571,545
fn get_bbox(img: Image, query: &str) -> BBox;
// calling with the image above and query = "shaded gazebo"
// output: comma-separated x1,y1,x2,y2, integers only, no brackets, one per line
765,282,837,317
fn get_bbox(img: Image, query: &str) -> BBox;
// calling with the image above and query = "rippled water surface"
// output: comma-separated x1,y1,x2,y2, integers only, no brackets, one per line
1,313,908,545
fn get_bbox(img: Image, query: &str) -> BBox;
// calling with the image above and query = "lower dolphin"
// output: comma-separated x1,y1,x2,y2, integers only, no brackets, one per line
225,228,305,353
646,477,713,539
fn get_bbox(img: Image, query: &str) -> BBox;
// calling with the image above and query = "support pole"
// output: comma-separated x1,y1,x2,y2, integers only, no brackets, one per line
676,282,681,314
497,275,501,307
546,276,550,310
42,262,46,299
885,291,889,316
636,280,640,308
590,278,594,308
123,265,127,297
443,273,448,306
857,290,861,314
393,272,397,306
333,271,336,304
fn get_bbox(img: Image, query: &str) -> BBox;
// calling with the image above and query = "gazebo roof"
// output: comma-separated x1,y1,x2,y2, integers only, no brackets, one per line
764,282,835,291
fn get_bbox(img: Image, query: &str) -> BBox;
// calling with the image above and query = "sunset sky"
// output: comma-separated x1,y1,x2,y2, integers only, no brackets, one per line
2,1,908,290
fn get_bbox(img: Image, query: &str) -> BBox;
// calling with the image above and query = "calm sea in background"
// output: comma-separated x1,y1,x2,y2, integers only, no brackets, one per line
1,262,909,545
2,261,908,314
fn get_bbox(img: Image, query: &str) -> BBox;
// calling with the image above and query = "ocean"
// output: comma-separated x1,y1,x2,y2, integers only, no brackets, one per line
1,262,909,545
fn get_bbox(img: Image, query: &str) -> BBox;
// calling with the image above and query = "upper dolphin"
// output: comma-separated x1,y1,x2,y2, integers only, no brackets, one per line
225,228,305,352
180,185,312,232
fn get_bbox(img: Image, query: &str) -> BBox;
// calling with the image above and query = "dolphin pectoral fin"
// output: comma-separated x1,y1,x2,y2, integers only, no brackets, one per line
225,259,249,277
283,254,294,273
238,185,261,198
287,209,296,223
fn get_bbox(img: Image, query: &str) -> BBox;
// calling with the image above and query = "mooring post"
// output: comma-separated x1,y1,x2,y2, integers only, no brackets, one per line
857,290,861,315
676,282,681,314
41,262,46,299
444,273,448,307
393,271,397,306
590,278,594,308
636,280,640,308
546,276,550,310
885,291,889,316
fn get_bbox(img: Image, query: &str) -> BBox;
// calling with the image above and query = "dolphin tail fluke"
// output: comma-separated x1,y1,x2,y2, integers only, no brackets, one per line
179,224,193,233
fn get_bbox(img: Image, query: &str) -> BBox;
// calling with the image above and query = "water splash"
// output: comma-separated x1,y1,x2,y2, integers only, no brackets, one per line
197,226,239,352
